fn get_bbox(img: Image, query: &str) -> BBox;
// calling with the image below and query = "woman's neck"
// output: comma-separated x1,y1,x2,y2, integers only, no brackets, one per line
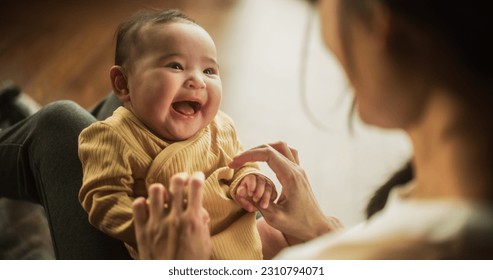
407,87,493,201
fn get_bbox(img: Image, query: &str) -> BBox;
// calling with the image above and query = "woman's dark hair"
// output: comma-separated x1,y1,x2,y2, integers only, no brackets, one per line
339,0,493,91
365,161,413,219
385,1,492,90
114,9,196,67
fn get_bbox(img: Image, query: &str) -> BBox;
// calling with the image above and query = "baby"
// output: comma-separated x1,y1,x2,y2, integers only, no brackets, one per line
78,9,275,259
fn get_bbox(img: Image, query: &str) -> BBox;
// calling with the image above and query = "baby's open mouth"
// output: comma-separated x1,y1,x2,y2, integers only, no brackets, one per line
172,101,202,116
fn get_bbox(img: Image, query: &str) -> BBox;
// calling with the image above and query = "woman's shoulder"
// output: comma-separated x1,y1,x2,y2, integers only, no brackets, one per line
358,191,493,259
277,193,493,259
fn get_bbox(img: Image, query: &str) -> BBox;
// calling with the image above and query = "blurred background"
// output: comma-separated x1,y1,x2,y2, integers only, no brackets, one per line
0,0,411,258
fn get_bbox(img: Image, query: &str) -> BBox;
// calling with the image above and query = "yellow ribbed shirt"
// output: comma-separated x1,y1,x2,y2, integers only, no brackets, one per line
78,107,263,259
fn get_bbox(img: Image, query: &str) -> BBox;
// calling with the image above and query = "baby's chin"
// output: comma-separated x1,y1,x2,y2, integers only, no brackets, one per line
161,129,202,143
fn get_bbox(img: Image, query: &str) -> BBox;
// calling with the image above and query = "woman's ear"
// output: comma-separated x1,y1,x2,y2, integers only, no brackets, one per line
110,66,130,102
370,1,392,50
374,2,425,67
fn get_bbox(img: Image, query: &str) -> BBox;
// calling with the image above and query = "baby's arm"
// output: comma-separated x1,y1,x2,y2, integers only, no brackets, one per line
236,174,277,211
78,122,137,248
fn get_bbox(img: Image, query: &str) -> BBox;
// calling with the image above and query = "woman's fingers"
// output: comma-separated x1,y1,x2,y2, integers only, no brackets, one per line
229,144,297,179
148,183,167,220
132,197,152,259
170,173,187,216
228,145,272,169
247,141,299,165
133,172,212,260
230,144,304,196
177,172,212,260
188,172,206,215
269,141,299,164
167,173,189,258
132,197,148,231
291,146,300,165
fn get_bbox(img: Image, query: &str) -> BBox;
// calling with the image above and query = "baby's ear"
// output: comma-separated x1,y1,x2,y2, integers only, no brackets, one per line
110,66,130,101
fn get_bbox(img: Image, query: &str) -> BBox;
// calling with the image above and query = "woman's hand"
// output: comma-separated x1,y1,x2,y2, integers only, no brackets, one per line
132,172,212,260
229,142,342,243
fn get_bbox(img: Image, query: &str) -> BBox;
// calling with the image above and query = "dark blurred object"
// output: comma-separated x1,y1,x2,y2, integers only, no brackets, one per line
0,198,55,259
0,81,31,129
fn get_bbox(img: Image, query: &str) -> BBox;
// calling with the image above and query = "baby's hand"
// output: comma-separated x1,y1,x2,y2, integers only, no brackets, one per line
236,174,277,211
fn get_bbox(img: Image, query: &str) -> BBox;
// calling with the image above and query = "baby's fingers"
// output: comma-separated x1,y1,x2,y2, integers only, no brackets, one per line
252,177,266,203
259,183,274,209
236,188,256,212
243,175,257,197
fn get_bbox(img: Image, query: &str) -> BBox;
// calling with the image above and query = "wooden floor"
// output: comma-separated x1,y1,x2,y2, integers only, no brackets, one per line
0,0,236,109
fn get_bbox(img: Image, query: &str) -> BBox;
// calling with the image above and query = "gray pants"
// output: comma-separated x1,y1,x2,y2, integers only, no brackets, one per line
0,97,129,259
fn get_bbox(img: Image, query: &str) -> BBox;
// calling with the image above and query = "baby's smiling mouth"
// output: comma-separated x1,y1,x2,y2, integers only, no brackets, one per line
172,101,202,116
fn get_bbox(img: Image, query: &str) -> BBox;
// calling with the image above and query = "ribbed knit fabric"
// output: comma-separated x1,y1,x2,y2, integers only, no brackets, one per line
78,107,264,259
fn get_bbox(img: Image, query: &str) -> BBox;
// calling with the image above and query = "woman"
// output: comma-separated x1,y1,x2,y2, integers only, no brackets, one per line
133,0,493,259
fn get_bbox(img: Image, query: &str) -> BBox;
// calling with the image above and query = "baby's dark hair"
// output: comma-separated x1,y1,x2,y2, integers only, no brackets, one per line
114,9,196,67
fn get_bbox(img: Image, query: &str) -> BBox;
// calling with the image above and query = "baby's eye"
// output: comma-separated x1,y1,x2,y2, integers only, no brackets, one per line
167,63,183,70
204,68,217,75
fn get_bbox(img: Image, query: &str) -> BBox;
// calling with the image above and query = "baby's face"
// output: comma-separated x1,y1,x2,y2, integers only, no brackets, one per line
124,22,221,142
